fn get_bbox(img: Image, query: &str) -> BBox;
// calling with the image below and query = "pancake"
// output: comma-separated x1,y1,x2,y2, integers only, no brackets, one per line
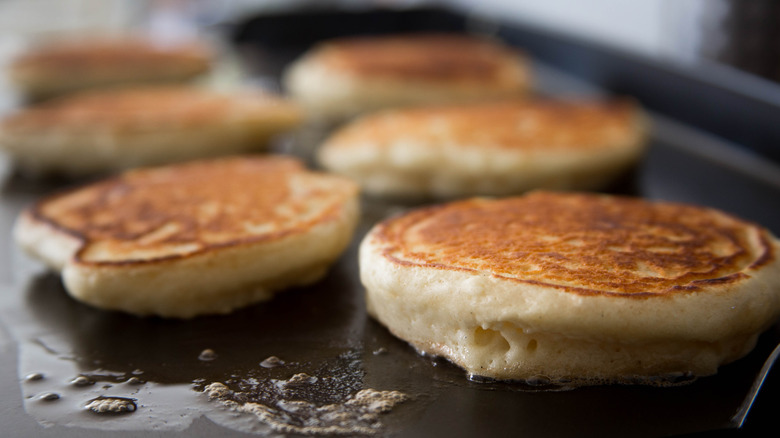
0,86,302,177
9,37,211,99
14,155,360,318
283,33,531,119
319,99,646,198
360,191,780,385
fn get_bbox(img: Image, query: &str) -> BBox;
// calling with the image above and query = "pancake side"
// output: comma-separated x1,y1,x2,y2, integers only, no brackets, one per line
319,99,646,198
283,33,531,119
9,37,211,98
0,86,302,176
360,192,780,383
15,156,360,317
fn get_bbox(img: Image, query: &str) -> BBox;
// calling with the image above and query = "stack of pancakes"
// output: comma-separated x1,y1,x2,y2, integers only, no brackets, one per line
6,31,779,388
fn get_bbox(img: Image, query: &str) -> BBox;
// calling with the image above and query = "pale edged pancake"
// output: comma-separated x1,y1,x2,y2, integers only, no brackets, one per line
360,191,780,385
9,36,211,99
14,155,360,318
0,86,302,177
283,33,531,119
319,99,646,198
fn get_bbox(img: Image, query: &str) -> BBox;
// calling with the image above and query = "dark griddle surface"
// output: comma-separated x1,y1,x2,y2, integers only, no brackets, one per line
2,7,780,438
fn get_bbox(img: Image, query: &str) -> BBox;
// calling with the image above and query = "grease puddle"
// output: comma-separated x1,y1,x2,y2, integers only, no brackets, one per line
0,262,413,435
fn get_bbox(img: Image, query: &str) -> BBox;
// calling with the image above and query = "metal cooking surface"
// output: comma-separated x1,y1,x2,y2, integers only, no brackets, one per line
2,11,780,437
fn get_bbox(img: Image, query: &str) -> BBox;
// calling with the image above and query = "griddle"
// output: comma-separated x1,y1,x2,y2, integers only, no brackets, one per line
2,6,780,437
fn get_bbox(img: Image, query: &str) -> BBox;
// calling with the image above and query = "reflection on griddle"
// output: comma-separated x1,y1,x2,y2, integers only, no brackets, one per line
6,257,419,434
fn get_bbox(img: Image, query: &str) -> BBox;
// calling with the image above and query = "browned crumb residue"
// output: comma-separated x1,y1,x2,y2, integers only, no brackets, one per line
32,156,356,265
328,99,640,151
205,382,407,435
376,191,774,296
318,33,524,82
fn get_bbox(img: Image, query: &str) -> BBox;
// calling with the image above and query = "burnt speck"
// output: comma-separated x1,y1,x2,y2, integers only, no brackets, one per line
40,392,60,401
70,376,94,387
284,373,318,388
260,356,285,368
199,349,218,361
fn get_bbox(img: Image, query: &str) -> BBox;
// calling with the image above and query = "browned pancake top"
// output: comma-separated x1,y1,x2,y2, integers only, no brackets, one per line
1,86,300,134
11,38,210,78
327,99,641,151
32,156,357,264
316,34,524,83
375,192,774,296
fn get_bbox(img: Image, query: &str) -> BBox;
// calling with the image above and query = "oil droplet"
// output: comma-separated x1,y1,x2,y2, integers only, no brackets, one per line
85,396,137,414
526,375,552,387
126,377,144,385
372,348,388,356
199,349,217,361
70,376,94,387
24,372,44,382
260,356,284,368
467,373,489,383
40,392,60,401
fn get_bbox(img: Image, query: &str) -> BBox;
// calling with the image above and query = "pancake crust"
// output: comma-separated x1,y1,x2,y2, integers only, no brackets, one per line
360,192,780,384
378,193,770,295
10,37,211,98
315,34,526,84
0,86,302,176
319,99,646,198
15,156,359,317
283,33,531,119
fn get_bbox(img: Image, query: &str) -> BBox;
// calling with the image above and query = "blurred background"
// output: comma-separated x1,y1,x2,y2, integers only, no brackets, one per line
1,0,779,165
1,0,779,83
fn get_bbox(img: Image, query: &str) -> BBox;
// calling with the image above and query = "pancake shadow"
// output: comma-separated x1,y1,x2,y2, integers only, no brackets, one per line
22,255,367,385
0,166,101,200
600,162,642,196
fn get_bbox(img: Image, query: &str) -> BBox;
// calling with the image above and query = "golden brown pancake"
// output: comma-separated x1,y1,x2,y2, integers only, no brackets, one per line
315,33,525,83
360,192,780,385
319,99,646,198
15,156,360,318
0,86,302,176
9,37,211,99
283,33,531,119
